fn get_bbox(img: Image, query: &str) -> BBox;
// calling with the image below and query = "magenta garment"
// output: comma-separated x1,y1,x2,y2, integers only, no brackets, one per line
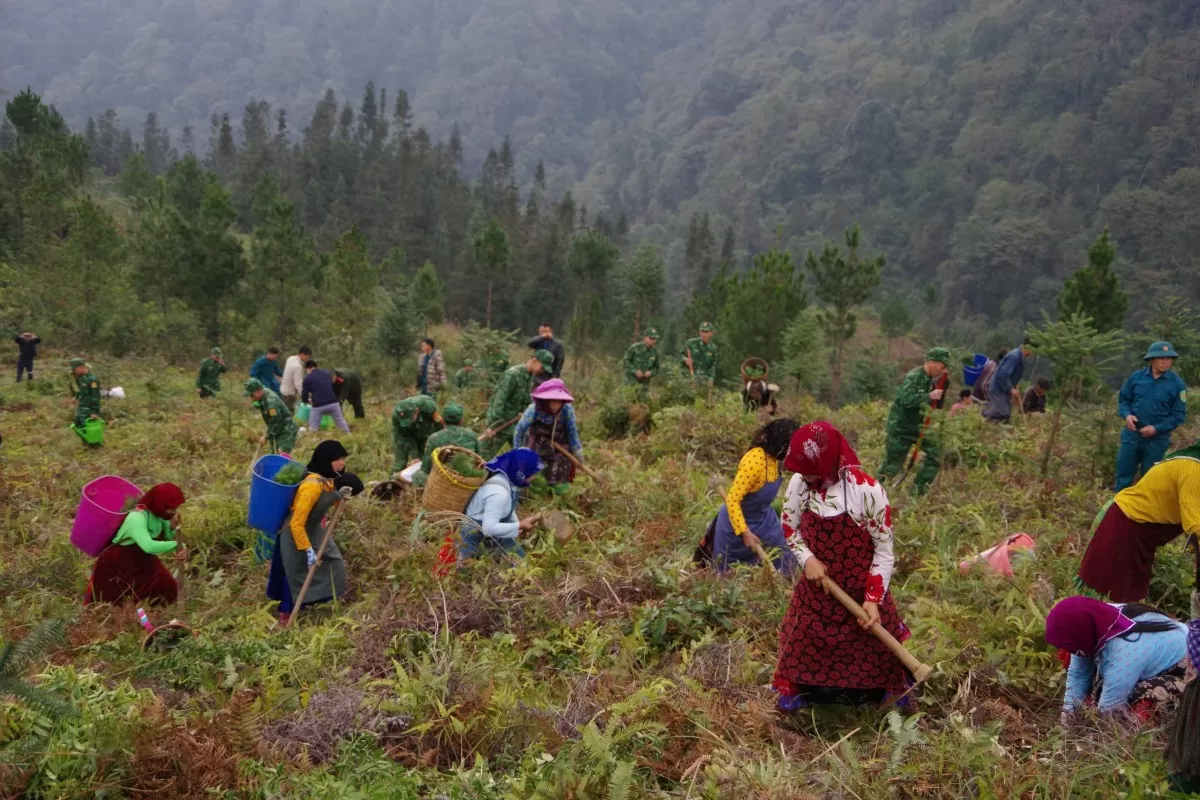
1046,596,1135,657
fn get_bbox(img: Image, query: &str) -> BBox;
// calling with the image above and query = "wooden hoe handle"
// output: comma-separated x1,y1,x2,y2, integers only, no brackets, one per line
821,575,933,683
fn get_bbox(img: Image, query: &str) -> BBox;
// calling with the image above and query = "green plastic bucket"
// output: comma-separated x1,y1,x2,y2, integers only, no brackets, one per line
70,418,106,445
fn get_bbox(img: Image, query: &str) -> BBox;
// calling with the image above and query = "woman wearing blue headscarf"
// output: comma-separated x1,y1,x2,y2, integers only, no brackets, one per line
458,448,545,561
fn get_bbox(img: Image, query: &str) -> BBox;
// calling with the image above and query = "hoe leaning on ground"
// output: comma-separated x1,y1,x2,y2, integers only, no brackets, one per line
745,537,935,685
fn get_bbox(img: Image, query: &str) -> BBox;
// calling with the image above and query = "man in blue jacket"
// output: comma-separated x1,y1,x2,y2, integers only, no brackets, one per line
1115,341,1188,490
302,360,351,432
249,346,283,394
983,340,1033,423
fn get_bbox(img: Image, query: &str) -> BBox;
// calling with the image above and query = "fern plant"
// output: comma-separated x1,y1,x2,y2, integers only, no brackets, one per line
0,619,73,719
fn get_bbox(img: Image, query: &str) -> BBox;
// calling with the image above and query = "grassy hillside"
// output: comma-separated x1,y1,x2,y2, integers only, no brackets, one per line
1,350,1197,797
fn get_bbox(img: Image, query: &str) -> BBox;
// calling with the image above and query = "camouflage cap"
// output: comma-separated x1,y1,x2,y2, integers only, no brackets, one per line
699,322,714,333
463,358,474,367
244,378,264,396
925,347,952,366
645,327,660,340
442,402,465,424
210,346,223,357
533,349,554,370
68,357,87,368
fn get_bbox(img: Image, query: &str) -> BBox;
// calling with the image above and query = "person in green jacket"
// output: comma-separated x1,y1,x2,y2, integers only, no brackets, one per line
455,359,479,391
623,328,661,389
84,482,186,606
245,378,299,456
681,322,718,384
877,347,951,495
392,394,443,473
413,403,480,487
196,347,227,398
70,357,101,429
479,350,551,459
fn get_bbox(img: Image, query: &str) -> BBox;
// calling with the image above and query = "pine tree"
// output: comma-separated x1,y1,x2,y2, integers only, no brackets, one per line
1144,296,1200,386
806,224,885,402
473,219,509,328
327,225,379,355
719,246,806,366
618,243,666,338
879,297,914,358
1057,227,1128,333
411,260,445,333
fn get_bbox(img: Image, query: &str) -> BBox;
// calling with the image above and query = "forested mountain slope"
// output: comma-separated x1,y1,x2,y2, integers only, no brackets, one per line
6,0,1200,327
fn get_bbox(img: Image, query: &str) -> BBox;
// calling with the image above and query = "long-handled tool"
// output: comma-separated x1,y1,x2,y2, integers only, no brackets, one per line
246,440,264,478
745,538,931,681
820,574,933,683
285,490,352,627
480,415,522,442
892,371,948,488
552,442,607,486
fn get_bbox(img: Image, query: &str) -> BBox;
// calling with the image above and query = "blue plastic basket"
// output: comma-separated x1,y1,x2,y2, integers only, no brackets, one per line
247,454,299,534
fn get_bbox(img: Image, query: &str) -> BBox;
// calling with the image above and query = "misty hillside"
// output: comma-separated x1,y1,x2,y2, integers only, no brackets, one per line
6,0,1200,328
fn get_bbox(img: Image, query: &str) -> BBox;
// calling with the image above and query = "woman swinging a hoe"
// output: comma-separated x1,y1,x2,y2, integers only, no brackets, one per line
773,421,914,711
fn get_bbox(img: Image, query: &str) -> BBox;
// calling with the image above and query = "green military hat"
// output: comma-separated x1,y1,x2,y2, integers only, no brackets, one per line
463,358,474,367
533,349,554,370
68,357,87,368
698,322,714,333
210,346,223,357
1145,341,1179,360
925,347,952,366
442,402,465,424
645,327,660,340
244,378,264,396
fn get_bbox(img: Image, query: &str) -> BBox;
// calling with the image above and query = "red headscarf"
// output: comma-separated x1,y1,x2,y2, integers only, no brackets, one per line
136,483,186,519
782,421,861,491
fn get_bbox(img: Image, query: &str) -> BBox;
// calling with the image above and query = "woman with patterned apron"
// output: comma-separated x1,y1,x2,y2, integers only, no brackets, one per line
512,378,582,495
267,440,361,624
709,419,800,575
774,420,912,710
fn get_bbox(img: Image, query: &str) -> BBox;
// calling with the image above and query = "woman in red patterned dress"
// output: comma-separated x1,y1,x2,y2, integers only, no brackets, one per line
773,421,913,710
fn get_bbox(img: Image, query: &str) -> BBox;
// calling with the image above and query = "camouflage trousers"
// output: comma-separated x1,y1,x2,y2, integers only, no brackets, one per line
878,428,941,495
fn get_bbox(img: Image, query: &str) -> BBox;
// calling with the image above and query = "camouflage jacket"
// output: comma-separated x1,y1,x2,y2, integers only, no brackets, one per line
196,358,226,394
886,367,933,437
75,371,102,418
257,388,297,444
420,425,480,477
487,365,534,424
681,338,718,381
392,394,440,439
623,342,659,384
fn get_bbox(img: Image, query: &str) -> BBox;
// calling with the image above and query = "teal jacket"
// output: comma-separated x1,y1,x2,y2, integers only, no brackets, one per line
1118,367,1187,441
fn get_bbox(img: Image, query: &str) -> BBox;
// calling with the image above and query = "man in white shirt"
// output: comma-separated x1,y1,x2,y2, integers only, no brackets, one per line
280,344,312,412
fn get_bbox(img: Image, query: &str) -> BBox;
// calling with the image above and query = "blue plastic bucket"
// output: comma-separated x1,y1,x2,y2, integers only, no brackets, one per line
963,366,984,387
248,454,299,534
973,353,988,368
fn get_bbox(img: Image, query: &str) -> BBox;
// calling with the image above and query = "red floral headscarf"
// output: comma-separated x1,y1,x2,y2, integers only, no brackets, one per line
782,421,861,491
136,483,186,519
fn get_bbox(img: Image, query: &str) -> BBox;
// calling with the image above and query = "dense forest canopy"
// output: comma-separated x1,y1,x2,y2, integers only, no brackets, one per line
6,0,1200,360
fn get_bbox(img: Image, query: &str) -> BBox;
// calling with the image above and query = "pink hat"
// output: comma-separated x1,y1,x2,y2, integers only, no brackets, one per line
532,378,574,402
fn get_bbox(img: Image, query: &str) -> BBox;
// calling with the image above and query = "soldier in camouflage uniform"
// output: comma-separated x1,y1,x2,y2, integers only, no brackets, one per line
413,403,480,487
485,347,511,389
391,394,443,473
196,347,227,398
681,322,718,384
454,359,478,391
244,378,299,456
70,357,102,429
877,347,951,495
623,328,661,390
479,350,551,460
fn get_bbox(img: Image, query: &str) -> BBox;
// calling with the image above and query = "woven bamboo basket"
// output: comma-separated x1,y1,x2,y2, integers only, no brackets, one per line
422,446,487,514
740,357,769,382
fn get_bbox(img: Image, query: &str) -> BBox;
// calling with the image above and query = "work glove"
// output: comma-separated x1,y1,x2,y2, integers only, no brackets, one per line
306,547,317,568
338,485,354,499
